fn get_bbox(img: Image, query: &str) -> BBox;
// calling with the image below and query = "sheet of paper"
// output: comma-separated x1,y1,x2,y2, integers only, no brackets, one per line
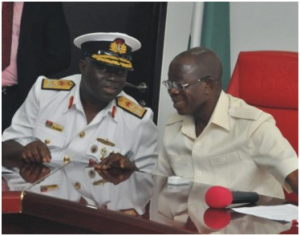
232,204,298,222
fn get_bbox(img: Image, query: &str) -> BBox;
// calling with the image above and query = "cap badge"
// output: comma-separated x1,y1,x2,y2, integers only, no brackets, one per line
110,38,127,54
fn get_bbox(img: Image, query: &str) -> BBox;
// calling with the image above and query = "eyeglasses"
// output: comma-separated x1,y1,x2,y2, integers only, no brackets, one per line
162,76,218,91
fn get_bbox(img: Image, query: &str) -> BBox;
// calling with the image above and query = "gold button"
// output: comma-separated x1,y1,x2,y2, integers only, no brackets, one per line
74,182,81,190
91,145,98,153
45,139,51,144
79,131,85,138
63,155,70,163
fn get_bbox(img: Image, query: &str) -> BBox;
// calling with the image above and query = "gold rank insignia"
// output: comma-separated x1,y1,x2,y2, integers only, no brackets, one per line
97,138,115,147
116,96,147,119
42,78,75,91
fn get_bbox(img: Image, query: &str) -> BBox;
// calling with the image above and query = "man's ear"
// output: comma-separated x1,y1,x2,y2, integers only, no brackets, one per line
205,78,215,90
79,59,87,73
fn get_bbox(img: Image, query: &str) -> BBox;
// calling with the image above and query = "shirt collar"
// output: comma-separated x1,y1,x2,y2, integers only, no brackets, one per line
181,91,230,139
209,90,230,131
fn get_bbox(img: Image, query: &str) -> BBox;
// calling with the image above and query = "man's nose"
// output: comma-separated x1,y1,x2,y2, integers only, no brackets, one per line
168,87,180,95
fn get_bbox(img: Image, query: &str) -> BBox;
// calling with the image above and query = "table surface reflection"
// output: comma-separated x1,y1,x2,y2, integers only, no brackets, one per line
2,160,297,234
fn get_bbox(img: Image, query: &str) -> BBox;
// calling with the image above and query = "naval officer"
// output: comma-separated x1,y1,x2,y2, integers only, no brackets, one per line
2,32,158,173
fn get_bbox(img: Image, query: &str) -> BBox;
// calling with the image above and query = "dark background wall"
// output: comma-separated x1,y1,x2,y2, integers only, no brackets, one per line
55,2,167,123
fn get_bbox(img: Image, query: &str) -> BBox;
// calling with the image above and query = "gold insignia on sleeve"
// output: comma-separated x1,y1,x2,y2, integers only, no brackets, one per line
42,78,75,91
116,96,147,119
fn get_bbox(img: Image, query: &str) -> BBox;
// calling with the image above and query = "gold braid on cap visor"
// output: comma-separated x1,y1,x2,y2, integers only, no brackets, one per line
91,54,133,70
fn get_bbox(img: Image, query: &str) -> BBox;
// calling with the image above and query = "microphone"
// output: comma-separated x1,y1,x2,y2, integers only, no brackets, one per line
205,186,259,208
203,208,231,230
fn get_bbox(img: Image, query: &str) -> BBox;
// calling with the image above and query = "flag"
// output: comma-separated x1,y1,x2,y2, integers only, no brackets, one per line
201,2,231,90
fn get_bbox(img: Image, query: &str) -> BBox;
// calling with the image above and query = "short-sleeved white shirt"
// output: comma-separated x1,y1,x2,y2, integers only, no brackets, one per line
3,75,158,173
153,91,298,198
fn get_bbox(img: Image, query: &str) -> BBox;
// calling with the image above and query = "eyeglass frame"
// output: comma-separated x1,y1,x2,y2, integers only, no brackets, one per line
162,75,219,91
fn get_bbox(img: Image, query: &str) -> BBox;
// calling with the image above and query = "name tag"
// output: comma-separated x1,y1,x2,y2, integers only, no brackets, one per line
45,120,64,132
40,184,59,192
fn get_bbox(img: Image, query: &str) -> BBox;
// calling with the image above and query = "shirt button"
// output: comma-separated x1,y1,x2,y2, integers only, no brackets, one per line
79,131,85,138
74,182,81,190
45,139,51,144
196,171,202,176
91,145,98,153
63,155,70,163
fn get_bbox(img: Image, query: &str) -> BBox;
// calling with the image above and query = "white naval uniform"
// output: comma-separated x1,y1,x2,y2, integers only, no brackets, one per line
2,75,158,172
153,91,298,198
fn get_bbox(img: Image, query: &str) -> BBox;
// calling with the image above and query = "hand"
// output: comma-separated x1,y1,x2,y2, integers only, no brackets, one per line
21,140,51,163
95,168,134,185
19,162,50,183
93,152,138,171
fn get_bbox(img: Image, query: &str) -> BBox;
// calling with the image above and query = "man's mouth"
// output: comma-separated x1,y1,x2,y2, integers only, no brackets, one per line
103,86,118,94
173,100,185,108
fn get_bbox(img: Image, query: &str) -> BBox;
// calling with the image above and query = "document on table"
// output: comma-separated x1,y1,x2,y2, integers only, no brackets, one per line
232,204,298,222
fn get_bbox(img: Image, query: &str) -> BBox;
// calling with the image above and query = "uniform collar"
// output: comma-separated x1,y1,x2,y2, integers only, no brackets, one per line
63,81,81,114
63,81,123,123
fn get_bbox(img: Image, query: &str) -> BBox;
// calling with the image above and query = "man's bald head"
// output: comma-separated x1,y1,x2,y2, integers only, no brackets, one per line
171,47,223,83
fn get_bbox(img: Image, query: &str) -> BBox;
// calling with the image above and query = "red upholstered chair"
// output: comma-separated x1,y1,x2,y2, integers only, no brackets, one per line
227,51,298,203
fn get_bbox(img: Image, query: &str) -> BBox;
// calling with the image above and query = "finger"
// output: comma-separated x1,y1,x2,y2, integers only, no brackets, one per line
98,170,111,180
97,157,113,170
37,144,51,163
22,149,35,163
89,158,98,167
30,148,44,163
21,152,30,163
36,166,50,181
105,153,124,168
119,158,126,169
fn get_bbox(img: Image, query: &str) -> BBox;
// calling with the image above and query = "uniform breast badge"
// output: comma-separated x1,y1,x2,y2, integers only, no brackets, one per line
87,138,120,162
93,179,108,186
97,138,115,147
40,184,59,192
100,147,108,160
45,120,64,132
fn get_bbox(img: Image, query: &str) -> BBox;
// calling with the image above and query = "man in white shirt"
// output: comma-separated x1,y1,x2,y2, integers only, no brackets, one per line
153,47,298,198
2,32,158,173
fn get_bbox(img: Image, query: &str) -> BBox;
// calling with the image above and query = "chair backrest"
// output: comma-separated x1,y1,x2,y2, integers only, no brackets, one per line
227,51,298,202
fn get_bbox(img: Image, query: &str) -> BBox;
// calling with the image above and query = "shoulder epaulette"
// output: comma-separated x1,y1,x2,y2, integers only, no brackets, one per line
116,96,147,119
42,78,75,91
